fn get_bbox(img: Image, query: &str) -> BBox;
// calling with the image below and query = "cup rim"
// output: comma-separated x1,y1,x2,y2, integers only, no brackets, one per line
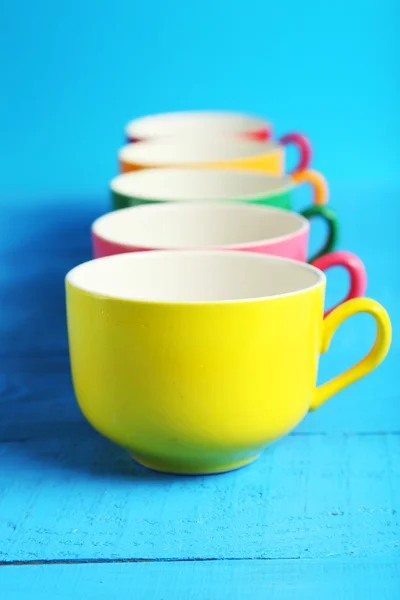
118,138,279,167
110,168,294,202
125,110,269,140
91,202,309,250
66,250,325,306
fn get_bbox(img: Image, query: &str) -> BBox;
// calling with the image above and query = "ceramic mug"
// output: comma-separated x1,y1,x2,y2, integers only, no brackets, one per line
66,251,391,475
111,168,328,218
91,202,365,312
119,137,310,177
125,111,311,172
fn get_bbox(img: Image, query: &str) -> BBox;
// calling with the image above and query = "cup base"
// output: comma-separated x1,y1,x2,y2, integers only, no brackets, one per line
130,453,260,475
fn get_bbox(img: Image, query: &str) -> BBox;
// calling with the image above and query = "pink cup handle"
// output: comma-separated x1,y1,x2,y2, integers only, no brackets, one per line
311,251,367,317
279,132,312,175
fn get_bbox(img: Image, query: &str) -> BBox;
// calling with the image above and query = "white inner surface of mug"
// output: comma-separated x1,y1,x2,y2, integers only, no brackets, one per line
93,203,307,249
125,111,268,139
119,139,278,166
111,168,291,201
67,251,322,303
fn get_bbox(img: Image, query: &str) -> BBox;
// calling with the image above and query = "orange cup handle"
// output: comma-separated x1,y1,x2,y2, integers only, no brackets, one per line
291,169,329,206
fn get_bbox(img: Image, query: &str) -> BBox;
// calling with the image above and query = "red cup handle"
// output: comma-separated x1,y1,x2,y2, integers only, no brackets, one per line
311,251,367,317
279,132,312,175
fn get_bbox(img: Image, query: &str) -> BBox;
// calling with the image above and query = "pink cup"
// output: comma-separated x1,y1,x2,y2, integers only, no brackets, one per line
92,202,366,314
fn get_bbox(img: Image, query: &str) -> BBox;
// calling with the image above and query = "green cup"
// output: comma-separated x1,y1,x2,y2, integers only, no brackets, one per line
110,167,337,259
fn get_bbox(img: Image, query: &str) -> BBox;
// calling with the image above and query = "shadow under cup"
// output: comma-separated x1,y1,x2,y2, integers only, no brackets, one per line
66,251,391,475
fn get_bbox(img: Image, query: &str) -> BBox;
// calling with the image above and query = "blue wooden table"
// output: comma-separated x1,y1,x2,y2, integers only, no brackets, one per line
0,185,399,598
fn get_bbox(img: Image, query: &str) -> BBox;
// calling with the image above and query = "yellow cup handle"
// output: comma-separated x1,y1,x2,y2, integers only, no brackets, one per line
291,169,329,206
310,298,392,411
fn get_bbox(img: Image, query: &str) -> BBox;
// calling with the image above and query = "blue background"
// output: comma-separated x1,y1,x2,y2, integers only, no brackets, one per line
0,0,399,199
0,2,399,598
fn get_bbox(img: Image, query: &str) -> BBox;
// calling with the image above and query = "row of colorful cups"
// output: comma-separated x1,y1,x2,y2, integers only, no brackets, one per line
66,111,392,476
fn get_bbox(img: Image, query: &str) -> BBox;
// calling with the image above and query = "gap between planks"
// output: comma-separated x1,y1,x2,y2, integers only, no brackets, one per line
1,556,311,567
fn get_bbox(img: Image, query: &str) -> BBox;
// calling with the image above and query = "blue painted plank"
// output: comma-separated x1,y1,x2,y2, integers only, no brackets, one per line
0,200,99,357
0,432,398,561
0,559,399,600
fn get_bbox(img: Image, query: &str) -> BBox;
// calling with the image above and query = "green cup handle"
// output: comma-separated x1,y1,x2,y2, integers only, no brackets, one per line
300,206,339,263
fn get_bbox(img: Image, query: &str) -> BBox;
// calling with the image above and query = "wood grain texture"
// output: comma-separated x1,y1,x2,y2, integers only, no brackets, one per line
0,432,399,561
0,559,399,600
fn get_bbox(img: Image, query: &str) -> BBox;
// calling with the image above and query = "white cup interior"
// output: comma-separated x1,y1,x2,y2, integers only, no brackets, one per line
118,138,278,166
93,203,308,249
67,251,323,303
111,168,291,202
125,111,268,140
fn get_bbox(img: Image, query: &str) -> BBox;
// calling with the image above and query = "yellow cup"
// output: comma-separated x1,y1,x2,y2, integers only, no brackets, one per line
119,138,287,176
66,251,391,475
